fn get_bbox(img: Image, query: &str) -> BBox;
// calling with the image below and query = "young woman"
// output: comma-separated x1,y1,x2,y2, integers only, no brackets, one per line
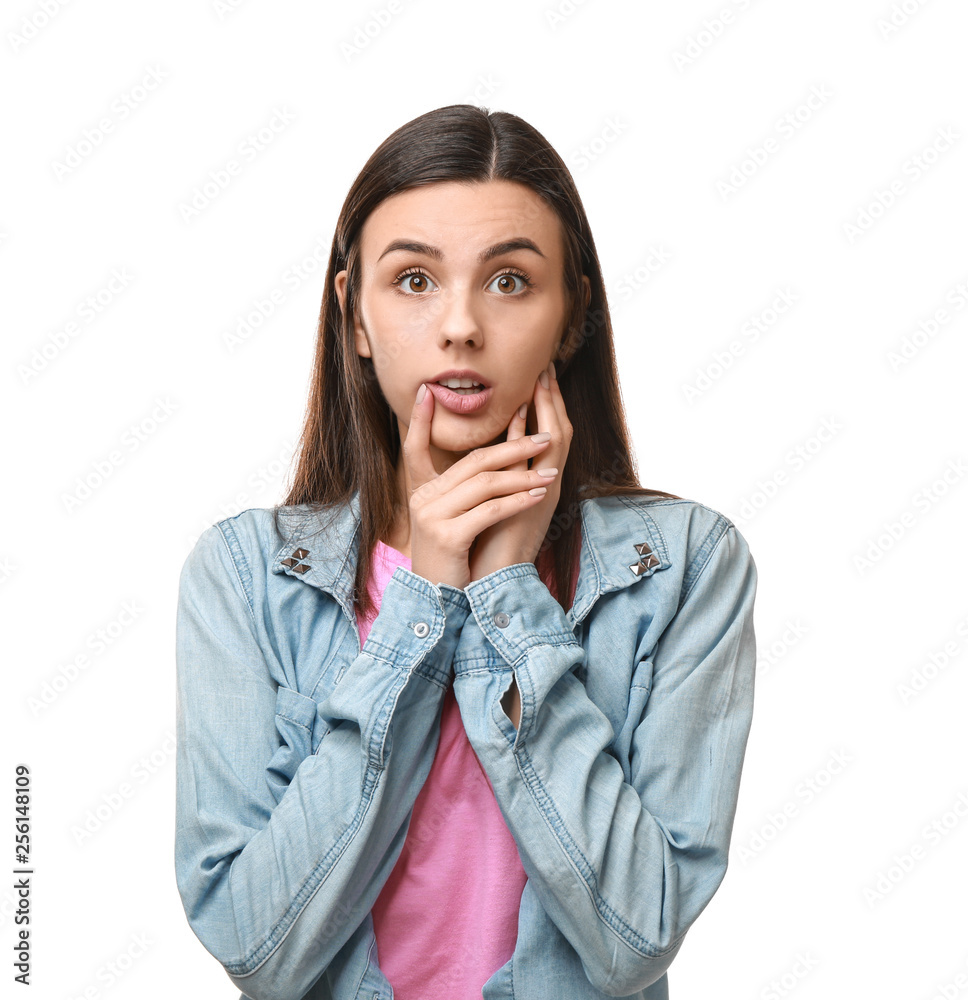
175,104,758,1000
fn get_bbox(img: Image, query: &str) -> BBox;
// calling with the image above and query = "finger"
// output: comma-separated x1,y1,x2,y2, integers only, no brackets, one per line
403,383,440,494
543,361,572,442
438,467,559,523
531,364,565,469
427,434,551,517
454,484,556,543
419,427,552,505
506,401,529,472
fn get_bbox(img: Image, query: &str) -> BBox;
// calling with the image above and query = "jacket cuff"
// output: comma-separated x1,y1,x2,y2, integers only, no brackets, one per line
456,563,583,741
460,562,577,658
360,567,471,683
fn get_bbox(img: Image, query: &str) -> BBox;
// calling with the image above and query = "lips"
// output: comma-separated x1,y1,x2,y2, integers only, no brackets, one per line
426,381,493,414
429,369,490,388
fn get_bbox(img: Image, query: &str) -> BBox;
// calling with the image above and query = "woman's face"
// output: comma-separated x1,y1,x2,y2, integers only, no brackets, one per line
335,179,587,472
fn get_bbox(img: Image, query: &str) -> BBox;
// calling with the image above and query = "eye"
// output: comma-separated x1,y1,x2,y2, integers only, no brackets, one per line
487,269,533,296
391,267,438,295
390,266,534,297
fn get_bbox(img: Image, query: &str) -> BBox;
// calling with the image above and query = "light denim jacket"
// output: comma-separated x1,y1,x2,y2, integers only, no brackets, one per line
174,490,757,1000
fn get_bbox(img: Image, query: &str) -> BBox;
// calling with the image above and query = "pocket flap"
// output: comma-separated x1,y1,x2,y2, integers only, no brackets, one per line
266,685,321,799
274,683,319,732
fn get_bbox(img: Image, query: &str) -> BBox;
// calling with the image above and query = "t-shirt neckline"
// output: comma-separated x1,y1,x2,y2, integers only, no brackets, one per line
376,538,411,563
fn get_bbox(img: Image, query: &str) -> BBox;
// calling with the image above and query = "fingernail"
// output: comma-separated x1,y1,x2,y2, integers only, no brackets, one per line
517,403,527,420
535,467,558,478
531,432,551,443
549,361,557,380
416,383,427,404
528,487,548,496
539,370,549,389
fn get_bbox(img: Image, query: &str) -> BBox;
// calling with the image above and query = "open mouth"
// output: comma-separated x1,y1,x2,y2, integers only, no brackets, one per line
436,379,485,395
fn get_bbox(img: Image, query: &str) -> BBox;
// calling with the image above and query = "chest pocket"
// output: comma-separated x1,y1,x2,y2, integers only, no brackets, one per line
266,684,324,803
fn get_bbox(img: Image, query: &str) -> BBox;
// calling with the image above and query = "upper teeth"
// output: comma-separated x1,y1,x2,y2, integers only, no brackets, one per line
437,378,483,388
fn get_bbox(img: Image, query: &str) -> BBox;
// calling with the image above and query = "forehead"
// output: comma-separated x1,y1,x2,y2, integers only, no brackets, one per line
359,179,563,261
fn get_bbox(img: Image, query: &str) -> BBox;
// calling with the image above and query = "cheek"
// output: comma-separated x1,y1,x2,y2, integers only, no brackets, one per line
369,311,428,376
377,375,410,417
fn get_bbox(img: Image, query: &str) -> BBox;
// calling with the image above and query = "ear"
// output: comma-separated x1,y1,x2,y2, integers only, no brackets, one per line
335,269,371,359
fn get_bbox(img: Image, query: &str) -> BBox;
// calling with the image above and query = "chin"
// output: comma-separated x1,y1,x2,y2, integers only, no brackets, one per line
430,423,503,455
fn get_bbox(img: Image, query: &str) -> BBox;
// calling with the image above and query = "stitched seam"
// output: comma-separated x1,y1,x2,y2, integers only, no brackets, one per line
275,711,313,733
680,517,731,607
358,933,378,998
508,638,581,669
516,747,690,960
460,636,581,671
390,566,453,606
616,496,670,564
627,495,736,527
352,645,452,688
409,667,450,689
310,624,356,703
439,592,472,615
453,656,511,673
355,642,423,669
465,561,540,598
459,664,521,677
461,580,580,664
214,521,257,622
368,647,440,771
578,500,605,596
224,763,383,977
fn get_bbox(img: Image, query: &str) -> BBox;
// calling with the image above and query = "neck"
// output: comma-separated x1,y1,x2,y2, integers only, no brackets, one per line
388,459,412,557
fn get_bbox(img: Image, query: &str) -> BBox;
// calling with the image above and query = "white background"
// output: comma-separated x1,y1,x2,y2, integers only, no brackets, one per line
3,1,967,997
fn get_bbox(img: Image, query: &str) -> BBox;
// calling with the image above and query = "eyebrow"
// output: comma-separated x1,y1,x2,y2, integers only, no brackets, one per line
376,237,546,264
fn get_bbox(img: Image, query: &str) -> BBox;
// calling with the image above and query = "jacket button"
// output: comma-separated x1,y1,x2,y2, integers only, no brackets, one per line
413,621,430,638
493,612,510,628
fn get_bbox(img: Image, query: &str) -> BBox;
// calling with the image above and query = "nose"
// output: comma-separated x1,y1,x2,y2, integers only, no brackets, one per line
433,285,482,348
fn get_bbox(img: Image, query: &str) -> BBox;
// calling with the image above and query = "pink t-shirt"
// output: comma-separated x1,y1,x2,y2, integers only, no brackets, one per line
357,538,578,999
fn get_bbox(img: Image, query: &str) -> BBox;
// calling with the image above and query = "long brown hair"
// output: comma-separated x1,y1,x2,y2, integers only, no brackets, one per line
276,104,679,621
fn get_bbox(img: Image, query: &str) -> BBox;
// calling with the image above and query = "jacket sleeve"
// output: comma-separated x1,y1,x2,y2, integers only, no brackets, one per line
451,518,757,997
174,523,470,1000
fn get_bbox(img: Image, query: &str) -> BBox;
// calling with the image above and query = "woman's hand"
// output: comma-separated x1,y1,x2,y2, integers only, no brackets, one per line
468,360,572,583
404,375,560,591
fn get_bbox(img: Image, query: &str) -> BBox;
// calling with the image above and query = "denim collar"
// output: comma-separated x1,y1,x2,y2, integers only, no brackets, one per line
269,490,671,628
